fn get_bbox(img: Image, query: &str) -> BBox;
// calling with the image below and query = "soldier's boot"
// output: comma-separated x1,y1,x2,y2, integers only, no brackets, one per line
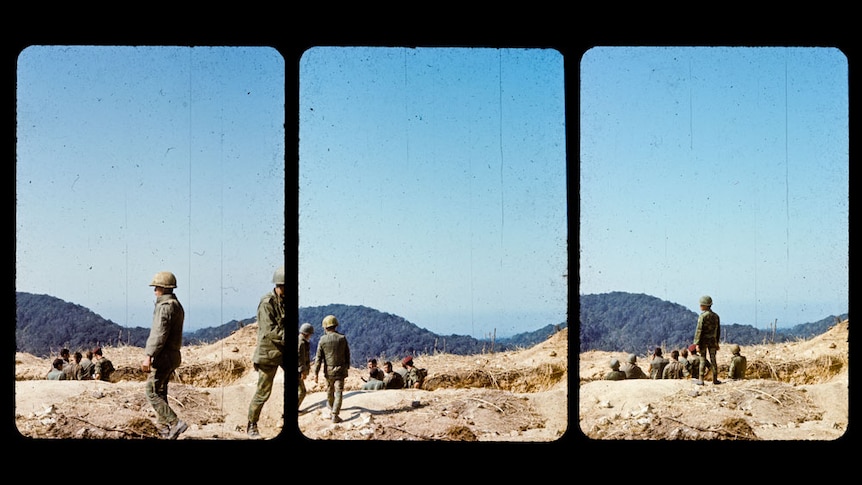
247,421,260,439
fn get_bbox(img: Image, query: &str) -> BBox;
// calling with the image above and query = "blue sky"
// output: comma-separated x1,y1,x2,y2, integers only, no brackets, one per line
580,46,848,328
16,46,285,332
298,47,568,338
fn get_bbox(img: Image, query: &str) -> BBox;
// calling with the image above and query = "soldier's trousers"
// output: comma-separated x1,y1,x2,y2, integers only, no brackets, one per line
298,372,307,409
248,363,278,424
325,376,345,417
699,345,719,382
146,364,179,426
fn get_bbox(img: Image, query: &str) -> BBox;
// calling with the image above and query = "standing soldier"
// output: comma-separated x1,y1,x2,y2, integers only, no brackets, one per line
693,295,721,385
314,315,350,423
141,271,188,439
247,265,286,439
298,322,314,412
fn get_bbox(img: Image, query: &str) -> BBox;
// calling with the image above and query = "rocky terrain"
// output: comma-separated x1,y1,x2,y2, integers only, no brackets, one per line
579,319,849,440
14,323,568,442
14,317,848,444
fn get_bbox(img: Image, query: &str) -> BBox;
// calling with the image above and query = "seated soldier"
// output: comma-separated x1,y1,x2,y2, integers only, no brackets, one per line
382,361,404,389
728,344,747,380
362,368,386,390
604,358,627,380
620,353,648,379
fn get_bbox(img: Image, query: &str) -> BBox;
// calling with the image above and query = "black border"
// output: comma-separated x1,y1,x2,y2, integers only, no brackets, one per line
6,11,855,478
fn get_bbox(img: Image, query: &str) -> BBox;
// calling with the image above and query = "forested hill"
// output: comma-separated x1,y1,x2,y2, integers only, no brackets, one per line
16,292,152,357
579,291,847,354
15,292,256,358
15,292,567,364
299,304,567,368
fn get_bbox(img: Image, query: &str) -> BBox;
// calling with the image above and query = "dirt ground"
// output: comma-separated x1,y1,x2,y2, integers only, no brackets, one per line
296,330,568,441
578,319,849,440
14,324,285,440
16,318,846,443
14,323,568,442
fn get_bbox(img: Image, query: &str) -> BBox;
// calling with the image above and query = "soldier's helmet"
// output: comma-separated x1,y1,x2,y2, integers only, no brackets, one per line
322,315,339,329
300,323,314,335
627,353,637,364
699,295,713,306
610,358,620,369
149,271,177,288
730,344,741,354
272,265,285,285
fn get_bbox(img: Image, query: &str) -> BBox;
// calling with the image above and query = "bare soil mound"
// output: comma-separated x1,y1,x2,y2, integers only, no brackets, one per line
579,320,849,440
15,324,282,440
297,327,569,441
15,324,568,442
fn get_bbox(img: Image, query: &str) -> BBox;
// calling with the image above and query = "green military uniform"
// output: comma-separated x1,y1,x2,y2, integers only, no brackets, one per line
145,292,185,428
93,356,114,381
649,354,668,379
78,355,94,380
694,296,721,384
621,354,648,379
62,360,77,380
728,345,747,380
47,370,65,380
604,358,627,380
662,359,684,379
404,367,421,388
298,323,314,410
46,360,66,380
362,377,386,390
686,345,701,379
383,370,405,389
314,315,350,422
248,289,286,425
678,355,690,377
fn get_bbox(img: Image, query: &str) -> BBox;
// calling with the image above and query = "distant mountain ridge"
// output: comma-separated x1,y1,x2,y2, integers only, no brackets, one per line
15,292,567,364
298,304,567,368
15,291,251,357
579,291,848,354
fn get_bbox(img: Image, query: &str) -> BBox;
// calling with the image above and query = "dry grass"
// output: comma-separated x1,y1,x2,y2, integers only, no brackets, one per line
745,354,847,384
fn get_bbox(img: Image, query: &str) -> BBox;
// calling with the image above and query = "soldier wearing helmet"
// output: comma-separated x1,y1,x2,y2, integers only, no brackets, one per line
693,295,721,385
298,322,314,411
142,271,188,439
247,265,286,438
314,314,351,423
620,353,648,379
727,344,747,380
604,358,627,380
